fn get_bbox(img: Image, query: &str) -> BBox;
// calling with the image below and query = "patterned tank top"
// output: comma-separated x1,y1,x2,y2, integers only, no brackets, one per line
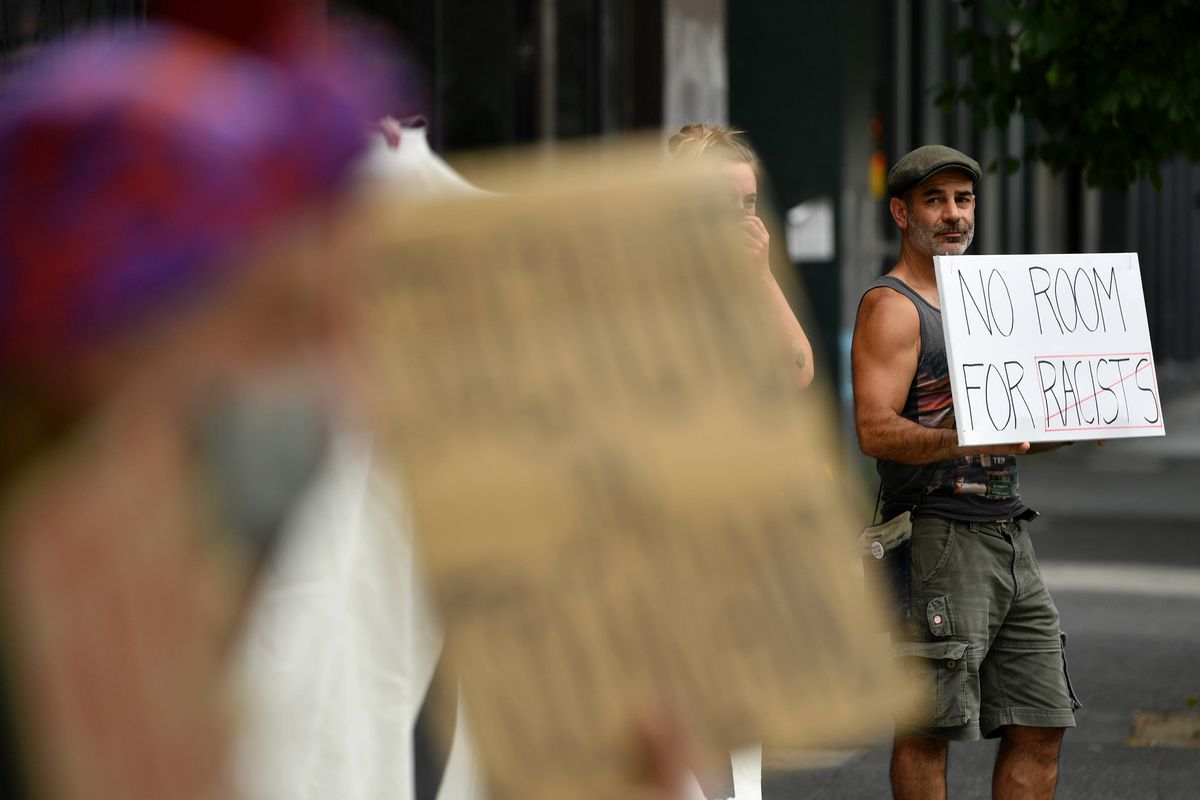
865,276,1028,522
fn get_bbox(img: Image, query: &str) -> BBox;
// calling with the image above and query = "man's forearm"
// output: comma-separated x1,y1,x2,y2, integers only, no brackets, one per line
859,413,1030,464
858,415,964,465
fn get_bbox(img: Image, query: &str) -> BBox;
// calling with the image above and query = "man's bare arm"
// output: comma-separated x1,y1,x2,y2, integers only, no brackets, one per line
851,288,1029,465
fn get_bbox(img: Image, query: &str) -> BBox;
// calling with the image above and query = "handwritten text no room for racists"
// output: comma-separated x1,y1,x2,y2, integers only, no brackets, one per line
936,253,1164,445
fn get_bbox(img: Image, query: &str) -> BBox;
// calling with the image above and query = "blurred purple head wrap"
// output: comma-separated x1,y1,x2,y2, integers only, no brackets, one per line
0,19,394,368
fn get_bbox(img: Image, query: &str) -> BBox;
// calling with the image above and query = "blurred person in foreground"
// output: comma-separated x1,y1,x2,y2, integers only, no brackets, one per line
852,145,1079,800
0,12,397,800
668,124,814,391
0,13,705,800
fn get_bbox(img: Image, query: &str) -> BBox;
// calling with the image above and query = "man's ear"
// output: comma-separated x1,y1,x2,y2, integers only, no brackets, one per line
889,197,909,230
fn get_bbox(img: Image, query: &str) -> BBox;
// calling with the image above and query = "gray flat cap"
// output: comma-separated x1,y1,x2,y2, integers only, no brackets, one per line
887,144,981,197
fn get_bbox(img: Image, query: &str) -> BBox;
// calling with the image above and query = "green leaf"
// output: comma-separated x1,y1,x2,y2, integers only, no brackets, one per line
932,0,1200,191
1046,63,1061,88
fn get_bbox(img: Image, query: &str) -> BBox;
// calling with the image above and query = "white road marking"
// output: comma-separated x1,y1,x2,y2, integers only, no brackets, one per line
1040,561,1200,598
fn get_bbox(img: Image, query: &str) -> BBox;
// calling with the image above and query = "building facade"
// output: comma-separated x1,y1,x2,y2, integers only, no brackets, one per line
6,0,1195,375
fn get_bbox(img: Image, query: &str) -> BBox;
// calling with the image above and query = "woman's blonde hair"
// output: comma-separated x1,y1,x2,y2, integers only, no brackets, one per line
667,123,761,176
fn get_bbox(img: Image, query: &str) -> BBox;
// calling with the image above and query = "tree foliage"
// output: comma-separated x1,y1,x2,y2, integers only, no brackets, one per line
937,0,1200,189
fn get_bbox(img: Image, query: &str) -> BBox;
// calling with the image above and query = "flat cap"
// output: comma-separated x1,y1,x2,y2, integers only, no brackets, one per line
887,145,981,197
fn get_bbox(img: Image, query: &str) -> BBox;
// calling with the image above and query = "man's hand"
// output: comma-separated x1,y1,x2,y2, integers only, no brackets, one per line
740,215,771,273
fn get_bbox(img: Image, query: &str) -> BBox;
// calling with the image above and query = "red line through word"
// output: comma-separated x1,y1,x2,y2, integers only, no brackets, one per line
1038,356,1155,429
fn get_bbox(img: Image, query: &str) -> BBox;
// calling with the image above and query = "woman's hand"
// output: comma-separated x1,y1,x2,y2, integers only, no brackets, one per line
740,214,771,273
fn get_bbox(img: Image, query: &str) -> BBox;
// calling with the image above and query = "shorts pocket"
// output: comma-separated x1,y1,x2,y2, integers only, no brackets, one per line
912,518,957,588
1060,632,1083,711
925,595,955,637
895,639,972,728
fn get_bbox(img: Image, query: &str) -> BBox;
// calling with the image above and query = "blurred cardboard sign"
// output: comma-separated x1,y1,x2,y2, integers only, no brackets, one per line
935,252,1165,445
349,146,905,800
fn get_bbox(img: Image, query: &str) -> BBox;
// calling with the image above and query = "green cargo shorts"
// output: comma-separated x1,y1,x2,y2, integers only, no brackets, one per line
893,515,1081,741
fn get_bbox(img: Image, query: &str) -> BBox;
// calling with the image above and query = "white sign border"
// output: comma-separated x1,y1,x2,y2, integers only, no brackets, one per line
934,252,1166,446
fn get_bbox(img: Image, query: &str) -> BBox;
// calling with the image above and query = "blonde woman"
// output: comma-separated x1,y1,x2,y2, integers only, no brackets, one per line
669,123,813,800
668,124,815,390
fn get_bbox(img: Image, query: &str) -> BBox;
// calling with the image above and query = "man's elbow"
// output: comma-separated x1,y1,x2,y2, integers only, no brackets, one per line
855,424,884,460
860,441,886,461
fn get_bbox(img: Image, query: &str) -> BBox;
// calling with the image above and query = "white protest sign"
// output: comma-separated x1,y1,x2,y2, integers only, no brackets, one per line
935,252,1165,446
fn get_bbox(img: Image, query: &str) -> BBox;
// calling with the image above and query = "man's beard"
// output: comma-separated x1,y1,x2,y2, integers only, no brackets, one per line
909,218,975,256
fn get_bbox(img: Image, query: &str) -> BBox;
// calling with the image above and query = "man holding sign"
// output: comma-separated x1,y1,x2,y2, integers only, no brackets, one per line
852,146,1080,800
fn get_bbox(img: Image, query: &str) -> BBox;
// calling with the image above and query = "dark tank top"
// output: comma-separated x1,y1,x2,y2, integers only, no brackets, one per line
865,276,1028,522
